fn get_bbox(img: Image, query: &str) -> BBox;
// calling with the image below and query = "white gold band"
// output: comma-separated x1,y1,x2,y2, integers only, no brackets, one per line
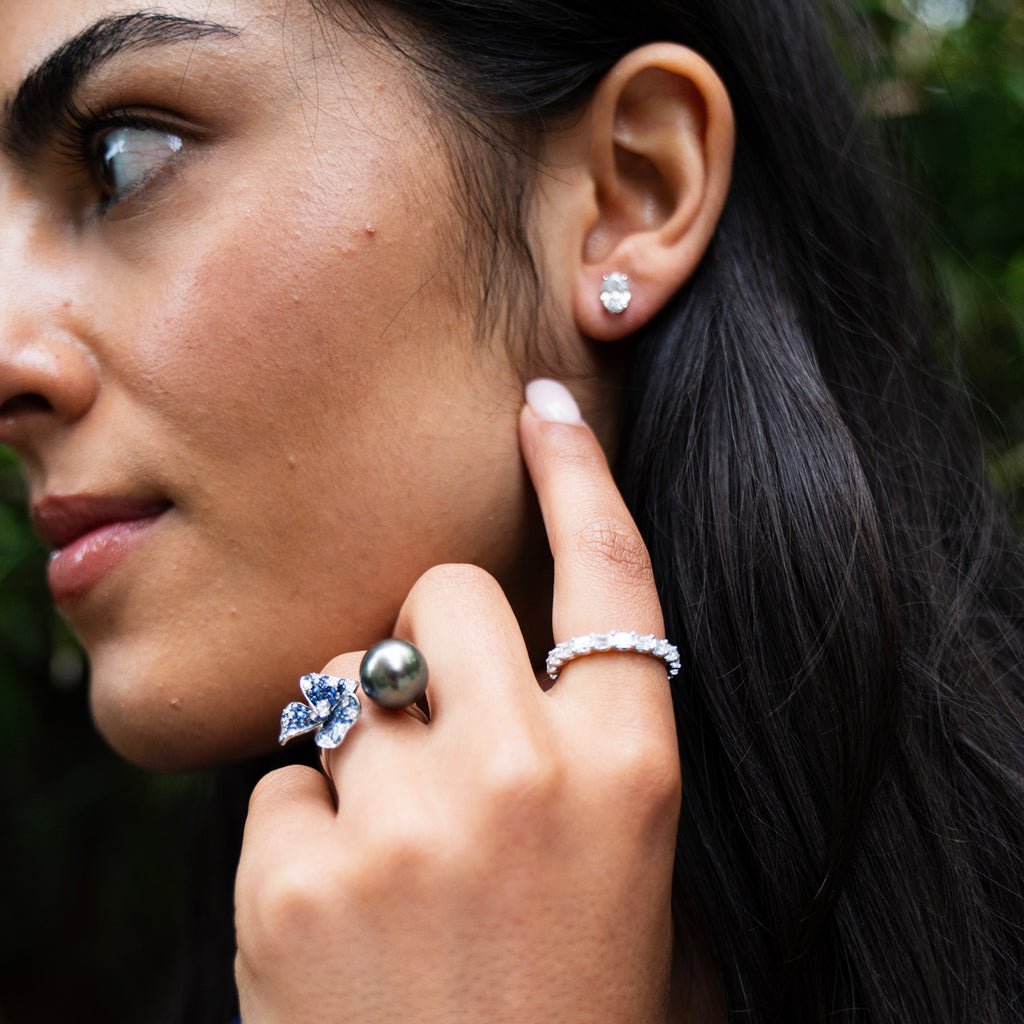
546,631,681,681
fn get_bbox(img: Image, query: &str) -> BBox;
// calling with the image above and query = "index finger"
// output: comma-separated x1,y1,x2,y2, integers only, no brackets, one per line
518,379,666,670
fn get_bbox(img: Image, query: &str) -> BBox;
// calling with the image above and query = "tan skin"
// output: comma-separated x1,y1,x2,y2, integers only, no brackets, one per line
0,1,733,1019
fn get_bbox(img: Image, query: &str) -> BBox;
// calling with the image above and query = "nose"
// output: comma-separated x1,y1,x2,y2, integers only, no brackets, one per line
0,207,99,452
0,332,98,441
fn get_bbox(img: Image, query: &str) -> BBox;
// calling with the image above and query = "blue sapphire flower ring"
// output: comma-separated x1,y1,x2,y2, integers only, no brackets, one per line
279,672,362,749
545,631,681,682
279,640,430,751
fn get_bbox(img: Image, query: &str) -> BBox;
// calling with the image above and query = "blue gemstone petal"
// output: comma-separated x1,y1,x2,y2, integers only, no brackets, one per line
279,702,322,744
314,691,362,748
299,673,343,710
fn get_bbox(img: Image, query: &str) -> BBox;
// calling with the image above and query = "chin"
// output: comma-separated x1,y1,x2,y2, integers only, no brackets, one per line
88,655,285,772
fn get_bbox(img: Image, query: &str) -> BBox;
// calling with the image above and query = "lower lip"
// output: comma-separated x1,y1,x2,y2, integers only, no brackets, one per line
47,513,166,604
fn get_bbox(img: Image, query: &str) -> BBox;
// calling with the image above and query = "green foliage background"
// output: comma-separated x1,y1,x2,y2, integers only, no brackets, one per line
856,0,1024,500
1,1,1022,1020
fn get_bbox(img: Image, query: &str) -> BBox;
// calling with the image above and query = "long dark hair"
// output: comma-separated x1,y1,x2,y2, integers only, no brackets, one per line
296,0,1024,1020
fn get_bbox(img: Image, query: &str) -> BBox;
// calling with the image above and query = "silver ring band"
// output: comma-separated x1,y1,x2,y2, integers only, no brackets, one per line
546,631,680,681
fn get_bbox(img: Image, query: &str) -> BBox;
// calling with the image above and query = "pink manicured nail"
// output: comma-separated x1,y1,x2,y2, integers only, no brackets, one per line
525,379,583,425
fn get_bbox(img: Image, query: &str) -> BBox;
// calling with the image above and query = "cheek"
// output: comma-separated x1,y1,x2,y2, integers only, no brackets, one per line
130,215,372,441
80,176,538,769
122,156,472,453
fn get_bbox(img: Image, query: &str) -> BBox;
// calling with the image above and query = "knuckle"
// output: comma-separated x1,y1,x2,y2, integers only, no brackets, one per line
572,514,653,586
363,817,431,874
409,562,504,603
598,732,682,816
241,859,325,948
349,812,464,896
477,739,564,818
247,765,312,811
400,562,511,636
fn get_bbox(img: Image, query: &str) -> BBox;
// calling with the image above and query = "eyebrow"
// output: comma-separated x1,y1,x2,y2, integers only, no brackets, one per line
0,13,238,163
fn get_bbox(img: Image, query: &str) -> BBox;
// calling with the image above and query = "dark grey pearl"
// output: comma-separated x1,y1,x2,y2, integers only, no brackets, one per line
359,639,429,709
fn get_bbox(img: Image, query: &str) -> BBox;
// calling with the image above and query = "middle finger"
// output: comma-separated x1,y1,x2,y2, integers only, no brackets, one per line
392,562,541,734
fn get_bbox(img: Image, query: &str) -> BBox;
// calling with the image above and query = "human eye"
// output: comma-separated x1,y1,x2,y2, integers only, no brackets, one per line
94,124,183,207
55,105,189,214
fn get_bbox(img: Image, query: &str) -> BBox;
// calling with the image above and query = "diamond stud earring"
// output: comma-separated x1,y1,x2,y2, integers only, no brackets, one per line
600,272,631,314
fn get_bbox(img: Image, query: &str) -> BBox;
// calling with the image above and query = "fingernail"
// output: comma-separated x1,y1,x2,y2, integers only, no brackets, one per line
525,378,583,425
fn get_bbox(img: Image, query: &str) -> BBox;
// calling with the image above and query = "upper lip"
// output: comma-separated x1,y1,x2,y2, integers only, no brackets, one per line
32,494,171,550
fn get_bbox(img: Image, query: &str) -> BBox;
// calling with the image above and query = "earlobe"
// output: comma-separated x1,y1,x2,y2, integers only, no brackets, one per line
565,44,735,342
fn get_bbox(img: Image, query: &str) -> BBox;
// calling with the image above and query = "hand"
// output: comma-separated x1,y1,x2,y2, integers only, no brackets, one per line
234,380,682,1023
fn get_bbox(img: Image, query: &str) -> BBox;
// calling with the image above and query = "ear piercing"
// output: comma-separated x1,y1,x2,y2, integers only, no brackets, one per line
600,272,631,314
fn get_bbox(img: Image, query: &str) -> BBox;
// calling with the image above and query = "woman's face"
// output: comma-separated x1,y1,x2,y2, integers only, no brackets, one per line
0,0,556,767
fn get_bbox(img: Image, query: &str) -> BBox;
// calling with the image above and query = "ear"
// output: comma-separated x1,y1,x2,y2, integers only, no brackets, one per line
536,44,734,342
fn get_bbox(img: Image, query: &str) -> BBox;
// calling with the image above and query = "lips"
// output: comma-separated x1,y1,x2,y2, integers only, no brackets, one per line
33,495,172,603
